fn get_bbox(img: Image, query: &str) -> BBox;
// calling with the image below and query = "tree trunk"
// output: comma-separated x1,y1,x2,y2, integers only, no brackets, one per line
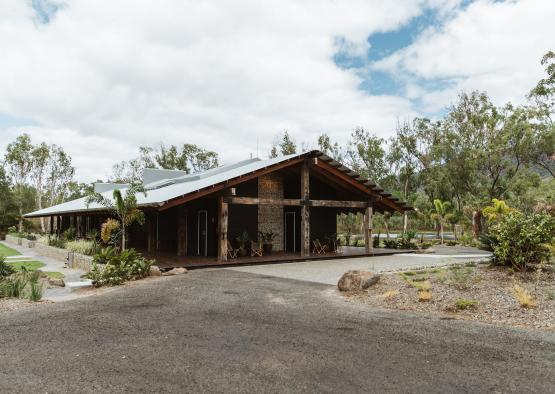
18,207,23,233
440,222,444,244
384,220,390,239
472,211,482,239
403,212,408,234
121,226,126,251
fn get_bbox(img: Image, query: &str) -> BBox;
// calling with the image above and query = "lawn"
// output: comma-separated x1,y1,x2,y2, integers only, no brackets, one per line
44,271,64,279
7,261,46,272
0,243,21,257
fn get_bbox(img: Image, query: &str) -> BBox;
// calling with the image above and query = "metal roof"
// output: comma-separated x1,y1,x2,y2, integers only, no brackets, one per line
24,151,410,218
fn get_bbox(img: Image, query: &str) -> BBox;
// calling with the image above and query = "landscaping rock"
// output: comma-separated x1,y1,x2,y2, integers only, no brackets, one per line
338,270,380,292
150,265,162,277
48,277,65,287
162,267,188,276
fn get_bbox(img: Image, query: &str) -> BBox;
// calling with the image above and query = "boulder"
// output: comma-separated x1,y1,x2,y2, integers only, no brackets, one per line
338,270,380,292
162,267,188,276
48,277,65,287
149,265,162,277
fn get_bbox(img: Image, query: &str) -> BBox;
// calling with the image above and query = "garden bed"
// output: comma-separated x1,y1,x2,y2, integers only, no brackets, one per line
345,263,555,331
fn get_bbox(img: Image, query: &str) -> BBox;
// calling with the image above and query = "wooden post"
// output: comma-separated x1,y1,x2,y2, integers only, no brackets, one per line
177,206,187,256
49,216,54,235
300,160,310,257
365,204,373,254
56,216,61,236
218,196,228,262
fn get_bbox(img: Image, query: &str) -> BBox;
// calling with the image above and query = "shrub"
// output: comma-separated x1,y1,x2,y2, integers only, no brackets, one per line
66,240,97,256
448,267,476,290
63,227,77,241
373,233,380,248
512,284,536,308
86,248,153,287
454,299,479,310
0,256,15,278
101,219,121,245
488,212,555,271
546,290,555,301
47,235,66,249
383,238,417,249
26,234,37,241
28,282,43,301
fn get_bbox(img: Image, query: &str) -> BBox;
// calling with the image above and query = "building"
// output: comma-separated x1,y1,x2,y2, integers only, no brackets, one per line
24,150,410,266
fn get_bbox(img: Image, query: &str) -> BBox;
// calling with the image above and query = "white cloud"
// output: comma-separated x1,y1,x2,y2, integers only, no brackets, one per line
0,0,552,181
373,0,555,112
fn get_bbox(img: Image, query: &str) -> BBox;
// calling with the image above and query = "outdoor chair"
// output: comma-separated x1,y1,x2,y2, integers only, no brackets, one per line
227,240,239,259
251,240,263,257
312,239,326,254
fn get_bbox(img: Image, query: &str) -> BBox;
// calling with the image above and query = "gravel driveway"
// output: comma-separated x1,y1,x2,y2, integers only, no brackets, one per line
0,268,553,393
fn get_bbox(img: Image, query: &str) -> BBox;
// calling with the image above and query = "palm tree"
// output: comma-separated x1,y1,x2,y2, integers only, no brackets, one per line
482,198,512,223
86,185,146,250
431,199,451,244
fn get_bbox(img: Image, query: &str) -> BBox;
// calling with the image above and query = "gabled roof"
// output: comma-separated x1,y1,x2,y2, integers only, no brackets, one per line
24,151,411,218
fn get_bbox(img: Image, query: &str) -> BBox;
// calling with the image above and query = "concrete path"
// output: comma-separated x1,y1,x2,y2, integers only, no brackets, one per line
226,246,491,286
0,241,87,301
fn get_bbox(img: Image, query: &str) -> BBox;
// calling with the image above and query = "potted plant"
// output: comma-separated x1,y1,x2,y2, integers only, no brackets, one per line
258,231,276,254
236,231,251,257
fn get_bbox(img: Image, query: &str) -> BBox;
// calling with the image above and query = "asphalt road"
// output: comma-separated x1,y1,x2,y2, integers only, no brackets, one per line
1,269,554,393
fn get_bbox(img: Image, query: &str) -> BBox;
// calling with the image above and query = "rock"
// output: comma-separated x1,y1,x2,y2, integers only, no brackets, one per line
162,267,188,276
338,270,379,292
47,277,65,287
149,265,162,277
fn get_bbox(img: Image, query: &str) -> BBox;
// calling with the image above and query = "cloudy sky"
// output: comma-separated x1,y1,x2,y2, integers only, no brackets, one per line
0,0,553,181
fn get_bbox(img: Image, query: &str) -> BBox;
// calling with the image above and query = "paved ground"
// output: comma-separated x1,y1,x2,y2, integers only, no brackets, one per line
1,269,553,393
227,246,491,285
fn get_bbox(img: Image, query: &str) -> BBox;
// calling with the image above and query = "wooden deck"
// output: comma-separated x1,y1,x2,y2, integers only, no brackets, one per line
146,247,414,269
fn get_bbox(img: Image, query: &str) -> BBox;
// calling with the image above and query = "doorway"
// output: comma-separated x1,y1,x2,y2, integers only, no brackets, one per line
197,210,208,256
284,211,296,252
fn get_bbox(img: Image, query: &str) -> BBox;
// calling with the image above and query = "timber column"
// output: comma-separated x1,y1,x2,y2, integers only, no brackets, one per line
218,196,229,262
300,160,310,257
364,204,373,254
177,206,187,257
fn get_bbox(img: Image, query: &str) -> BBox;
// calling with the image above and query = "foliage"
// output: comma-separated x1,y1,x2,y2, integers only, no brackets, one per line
383,238,417,250
236,231,251,249
65,240,98,256
258,231,276,243
454,299,479,310
488,212,555,270
269,131,297,158
88,185,146,250
373,232,380,248
86,248,153,287
101,219,121,245
63,227,77,241
0,256,15,278
47,234,66,249
448,266,476,290
482,198,513,223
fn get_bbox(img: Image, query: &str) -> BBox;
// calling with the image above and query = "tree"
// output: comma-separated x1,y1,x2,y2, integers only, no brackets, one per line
4,134,34,232
317,133,344,162
482,198,513,223
86,185,146,250
0,167,17,230
30,142,50,232
431,199,451,244
269,131,297,158
346,127,387,183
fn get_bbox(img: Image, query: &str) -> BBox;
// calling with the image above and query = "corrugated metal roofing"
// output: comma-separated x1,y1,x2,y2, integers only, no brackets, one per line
24,151,410,217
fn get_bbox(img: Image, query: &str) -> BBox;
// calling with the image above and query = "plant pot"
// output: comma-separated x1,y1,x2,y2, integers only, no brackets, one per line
238,247,248,257
262,243,273,254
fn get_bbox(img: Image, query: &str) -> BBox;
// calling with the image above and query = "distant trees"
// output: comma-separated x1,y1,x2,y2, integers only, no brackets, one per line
270,131,297,158
112,144,219,183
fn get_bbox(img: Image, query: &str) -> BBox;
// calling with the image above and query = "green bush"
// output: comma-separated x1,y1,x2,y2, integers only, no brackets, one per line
455,299,479,310
0,256,15,278
86,248,153,287
488,212,555,271
63,227,77,241
383,238,417,250
373,233,380,248
47,235,66,249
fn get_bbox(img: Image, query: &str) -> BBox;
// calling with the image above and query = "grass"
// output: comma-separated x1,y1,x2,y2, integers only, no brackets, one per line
7,261,45,272
513,284,536,308
44,271,64,279
0,243,21,257
546,290,555,301
455,299,479,310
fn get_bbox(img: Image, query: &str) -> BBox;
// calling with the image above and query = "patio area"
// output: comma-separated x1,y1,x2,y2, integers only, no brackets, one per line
146,246,414,269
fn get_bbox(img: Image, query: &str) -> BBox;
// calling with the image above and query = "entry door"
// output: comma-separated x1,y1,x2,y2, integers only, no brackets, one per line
197,210,208,256
284,211,296,252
